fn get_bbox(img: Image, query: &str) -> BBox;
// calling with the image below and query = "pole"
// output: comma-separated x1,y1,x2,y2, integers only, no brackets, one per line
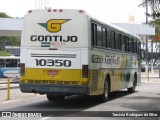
35,0,37,9
7,78,10,100
47,0,49,8
159,42,160,77
146,37,149,77
145,0,149,77
148,69,150,82
146,0,148,23
151,41,154,73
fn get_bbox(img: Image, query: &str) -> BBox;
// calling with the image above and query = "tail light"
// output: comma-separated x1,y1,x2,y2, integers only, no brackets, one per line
82,65,88,78
79,10,84,13
59,9,63,12
48,9,51,12
28,10,32,13
20,63,25,76
53,9,57,12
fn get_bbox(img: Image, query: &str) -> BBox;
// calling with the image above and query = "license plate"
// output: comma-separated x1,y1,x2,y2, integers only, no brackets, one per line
47,70,58,75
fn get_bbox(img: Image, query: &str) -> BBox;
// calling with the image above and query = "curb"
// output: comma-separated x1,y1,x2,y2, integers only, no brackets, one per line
0,83,19,90
0,82,19,84
0,86,19,90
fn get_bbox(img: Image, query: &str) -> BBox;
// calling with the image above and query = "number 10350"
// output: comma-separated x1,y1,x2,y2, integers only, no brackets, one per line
35,59,71,67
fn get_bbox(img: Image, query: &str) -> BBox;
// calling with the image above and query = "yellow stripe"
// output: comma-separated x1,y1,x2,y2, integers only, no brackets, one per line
20,68,88,84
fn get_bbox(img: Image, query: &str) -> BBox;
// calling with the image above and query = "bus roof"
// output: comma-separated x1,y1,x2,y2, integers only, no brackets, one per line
0,56,20,59
91,17,140,40
24,9,141,45
26,9,139,39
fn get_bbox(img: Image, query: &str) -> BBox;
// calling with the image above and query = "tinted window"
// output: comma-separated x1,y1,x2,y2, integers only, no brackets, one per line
91,23,97,46
134,39,137,53
111,31,115,49
137,41,141,56
107,29,112,48
121,35,125,51
124,36,129,52
129,38,133,53
6,59,18,67
115,32,121,51
97,25,102,47
102,28,107,48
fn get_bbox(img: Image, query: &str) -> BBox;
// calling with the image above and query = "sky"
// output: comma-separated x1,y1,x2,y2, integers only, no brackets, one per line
0,0,147,23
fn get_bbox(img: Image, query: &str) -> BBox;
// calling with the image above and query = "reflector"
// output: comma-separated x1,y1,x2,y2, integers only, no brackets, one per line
28,10,32,13
59,10,63,12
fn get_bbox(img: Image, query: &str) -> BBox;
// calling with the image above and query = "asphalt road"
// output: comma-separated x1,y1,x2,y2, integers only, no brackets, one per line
0,78,159,120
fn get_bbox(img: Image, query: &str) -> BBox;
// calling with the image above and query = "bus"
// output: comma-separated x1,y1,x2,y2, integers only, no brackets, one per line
0,56,20,79
20,9,142,102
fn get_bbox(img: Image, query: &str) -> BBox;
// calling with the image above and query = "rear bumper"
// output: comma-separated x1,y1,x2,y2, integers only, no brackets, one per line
20,83,89,95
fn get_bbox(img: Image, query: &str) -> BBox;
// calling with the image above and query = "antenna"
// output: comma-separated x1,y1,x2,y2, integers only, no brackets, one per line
35,0,50,9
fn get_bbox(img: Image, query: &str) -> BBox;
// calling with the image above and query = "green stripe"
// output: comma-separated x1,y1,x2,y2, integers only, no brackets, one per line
41,42,50,45
41,45,50,47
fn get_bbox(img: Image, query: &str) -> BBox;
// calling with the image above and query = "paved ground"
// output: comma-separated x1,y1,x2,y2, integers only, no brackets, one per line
0,78,19,90
0,72,160,90
0,72,159,120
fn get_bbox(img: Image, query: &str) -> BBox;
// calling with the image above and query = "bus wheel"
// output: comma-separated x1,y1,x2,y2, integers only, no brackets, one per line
100,80,109,102
46,95,65,101
127,76,136,93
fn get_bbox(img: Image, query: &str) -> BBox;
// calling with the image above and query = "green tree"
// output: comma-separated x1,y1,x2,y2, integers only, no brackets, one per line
139,0,160,66
0,12,20,56
139,0,160,19
0,12,11,18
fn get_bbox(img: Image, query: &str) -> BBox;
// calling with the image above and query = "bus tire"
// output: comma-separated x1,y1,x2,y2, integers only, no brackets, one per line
127,75,136,93
46,94,65,101
100,80,110,102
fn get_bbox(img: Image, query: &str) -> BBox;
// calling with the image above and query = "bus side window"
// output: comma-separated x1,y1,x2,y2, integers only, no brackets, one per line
91,23,97,46
134,39,137,53
116,32,121,51
137,41,139,54
102,28,107,48
121,34,125,51
0,59,5,68
97,25,102,47
124,36,129,52
107,29,111,49
111,30,115,49
137,41,141,57
129,38,133,53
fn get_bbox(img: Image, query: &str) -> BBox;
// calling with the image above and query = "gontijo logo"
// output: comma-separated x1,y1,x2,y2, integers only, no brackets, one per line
38,19,70,33
30,19,78,47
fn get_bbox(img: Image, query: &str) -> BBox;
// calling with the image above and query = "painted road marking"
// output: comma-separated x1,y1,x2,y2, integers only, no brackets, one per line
142,81,160,83
40,117,51,120
2,99,21,104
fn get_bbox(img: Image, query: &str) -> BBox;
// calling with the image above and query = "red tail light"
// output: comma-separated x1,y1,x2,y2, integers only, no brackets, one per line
79,10,84,13
82,65,88,78
59,9,63,12
28,10,32,13
20,63,25,76
53,9,57,12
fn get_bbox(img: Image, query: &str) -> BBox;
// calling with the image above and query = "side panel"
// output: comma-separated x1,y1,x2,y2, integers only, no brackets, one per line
89,48,139,95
